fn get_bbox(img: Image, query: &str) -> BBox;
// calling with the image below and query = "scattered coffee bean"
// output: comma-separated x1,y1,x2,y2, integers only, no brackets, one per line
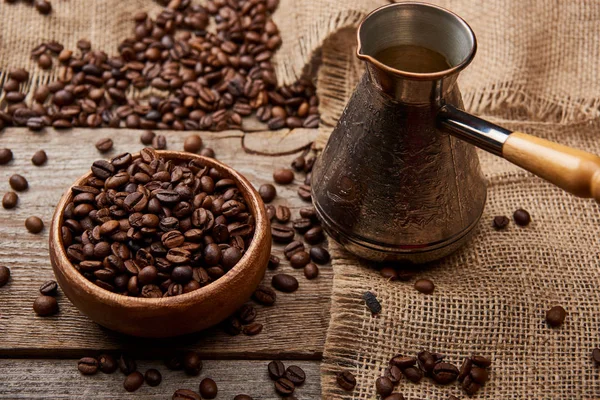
266,204,276,220
184,135,203,153
304,263,319,280
493,215,509,229
336,370,356,391
291,156,305,172
33,295,58,316
152,134,167,149
268,360,286,380
469,366,488,384
290,251,310,268
98,354,117,373
2,192,18,209
237,304,257,324
390,355,416,369
384,394,405,400
380,266,398,281
546,305,567,327
363,291,381,314
234,395,253,400
402,366,423,383
31,150,48,166
9,174,28,191
299,207,317,221
592,348,600,364
34,0,52,15
309,246,330,264
95,138,113,153
376,376,394,397
513,208,531,226
183,351,202,376
272,224,295,243
272,273,298,292
274,378,295,396
38,53,52,69
200,148,215,158
124,371,144,392
273,168,294,184
253,285,276,306
417,350,436,375
199,378,218,399
25,216,44,233
77,357,99,375
0,149,13,165
145,368,162,386
384,365,403,384
458,357,472,382
304,226,324,245
259,184,276,203
284,241,305,259
39,280,58,295
470,355,491,368
173,389,201,400
118,354,137,375
461,375,481,395
0,266,10,287
268,254,280,270
275,205,291,223
414,278,435,294
140,130,155,145
432,362,459,385
297,184,311,201
223,316,243,336
292,218,312,233
285,365,306,385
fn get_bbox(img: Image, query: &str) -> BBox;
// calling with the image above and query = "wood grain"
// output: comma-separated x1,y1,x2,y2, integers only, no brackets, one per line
0,359,320,399
0,127,331,358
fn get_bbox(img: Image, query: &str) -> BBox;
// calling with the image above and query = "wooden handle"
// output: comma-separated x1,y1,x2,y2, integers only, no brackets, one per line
503,131,600,201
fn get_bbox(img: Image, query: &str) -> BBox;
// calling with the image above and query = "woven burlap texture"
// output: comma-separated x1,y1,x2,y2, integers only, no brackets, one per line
312,1,600,399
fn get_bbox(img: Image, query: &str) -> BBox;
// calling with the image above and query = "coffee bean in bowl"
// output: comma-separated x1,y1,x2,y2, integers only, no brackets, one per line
49,149,271,337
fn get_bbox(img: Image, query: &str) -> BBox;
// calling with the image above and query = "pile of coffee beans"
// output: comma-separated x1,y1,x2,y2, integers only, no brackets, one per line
4,0,52,15
376,351,492,397
0,0,319,132
33,279,59,316
267,360,306,397
61,147,254,297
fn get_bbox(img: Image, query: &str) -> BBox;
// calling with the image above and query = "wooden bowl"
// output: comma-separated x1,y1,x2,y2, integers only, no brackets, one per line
49,151,271,338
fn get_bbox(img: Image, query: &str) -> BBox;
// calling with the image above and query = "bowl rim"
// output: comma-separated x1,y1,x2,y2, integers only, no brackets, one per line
50,149,268,307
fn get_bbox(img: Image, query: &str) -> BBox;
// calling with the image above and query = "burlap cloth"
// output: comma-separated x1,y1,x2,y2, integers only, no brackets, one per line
2,1,600,398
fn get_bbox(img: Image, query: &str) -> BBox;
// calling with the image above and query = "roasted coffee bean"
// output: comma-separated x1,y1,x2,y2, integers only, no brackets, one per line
25,216,44,233
268,254,280,270
513,208,531,226
124,371,144,392
272,224,295,243
34,0,52,15
384,365,403,384
291,156,305,171
258,183,276,203
144,368,162,386
31,150,48,166
200,148,215,158
546,305,567,327
234,395,253,400
309,246,330,264
414,278,435,294
118,354,137,375
268,360,286,380
199,378,218,399
275,378,295,396
237,304,257,324
9,68,29,82
292,218,312,233
304,226,324,245
284,241,305,259
183,351,202,376
376,376,394,397
336,370,356,391
592,348,600,364
417,350,436,375
384,394,405,400
172,389,201,400
242,322,263,336
253,285,276,306
9,174,28,191
290,251,310,268
2,192,18,209
432,362,459,384
0,266,10,287
266,204,276,220
184,135,203,153
469,366,489,384
402,366,423,383
77,357,99,375
165,355,183,371
461,375,481,395
390,355,417,369
152,134,167,149
304,263,319,279
98,354,117,374
141,131,155,145
458,357,472,382
284,365,305,386
275,205,291,222
272,273,298,293
493,215,509,229
470,355,492,368
39,280,58,295
0,149,13,164
95,137,113,153
297,184,311,201
273,168,294,184
363,291,381,314
380,266,398,281
33,295,58,316
223,316,242,335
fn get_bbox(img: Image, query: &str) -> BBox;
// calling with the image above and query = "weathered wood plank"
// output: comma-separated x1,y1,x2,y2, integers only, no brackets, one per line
0,359,321,399
0,128,331,358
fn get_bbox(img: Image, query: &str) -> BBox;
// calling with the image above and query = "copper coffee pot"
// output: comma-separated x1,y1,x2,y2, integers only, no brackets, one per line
311,2,600,262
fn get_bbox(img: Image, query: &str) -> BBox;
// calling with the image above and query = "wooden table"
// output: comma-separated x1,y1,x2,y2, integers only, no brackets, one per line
0,127,329,399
